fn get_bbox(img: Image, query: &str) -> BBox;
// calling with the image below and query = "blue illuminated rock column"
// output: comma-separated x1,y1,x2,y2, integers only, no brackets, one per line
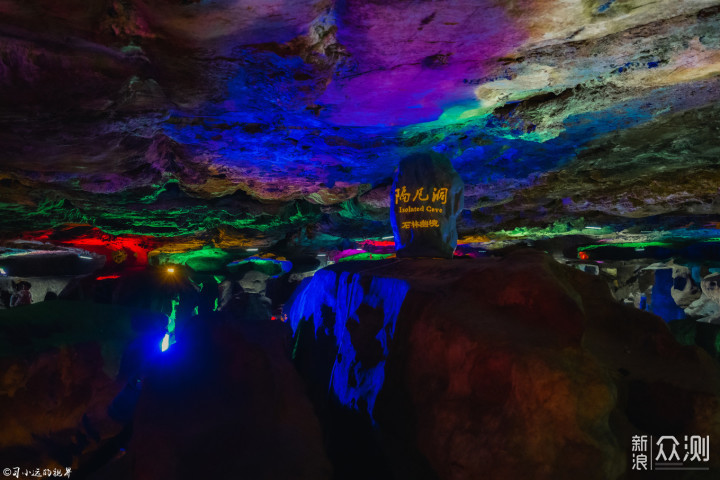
390,152,464,258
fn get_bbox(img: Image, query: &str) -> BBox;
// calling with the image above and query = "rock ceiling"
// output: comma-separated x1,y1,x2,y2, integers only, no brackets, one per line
1,0,720,250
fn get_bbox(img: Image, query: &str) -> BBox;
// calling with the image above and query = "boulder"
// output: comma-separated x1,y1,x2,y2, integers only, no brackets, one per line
390,153,464,258
0,301,150,469
239,270,270,295
288,251,720,479
671,264,702,308
129,316,332,480
686,294,720,323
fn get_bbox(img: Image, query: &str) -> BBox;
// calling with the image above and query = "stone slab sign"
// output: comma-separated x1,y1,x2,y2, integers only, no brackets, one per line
390,153,464,258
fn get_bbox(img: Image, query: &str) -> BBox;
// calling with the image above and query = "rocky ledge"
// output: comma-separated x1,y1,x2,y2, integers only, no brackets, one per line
289,250,720,479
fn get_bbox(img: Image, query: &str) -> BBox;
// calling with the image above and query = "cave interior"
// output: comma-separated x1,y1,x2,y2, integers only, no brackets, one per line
2,1,720,479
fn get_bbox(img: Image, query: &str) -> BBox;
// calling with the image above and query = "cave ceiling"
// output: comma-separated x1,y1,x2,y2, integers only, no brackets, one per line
1,0,720,252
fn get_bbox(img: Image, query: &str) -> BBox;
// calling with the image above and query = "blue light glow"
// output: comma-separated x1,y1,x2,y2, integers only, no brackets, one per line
651,269,685,322
287,270,410,421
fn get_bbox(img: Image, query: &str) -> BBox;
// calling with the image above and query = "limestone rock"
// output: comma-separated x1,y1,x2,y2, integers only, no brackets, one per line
239,270,270,295
129,317,332,480
390,153,464,258
671,264,702,308
686,294,720,321
701,273,720,305
289,251,720,479
0,301,146,468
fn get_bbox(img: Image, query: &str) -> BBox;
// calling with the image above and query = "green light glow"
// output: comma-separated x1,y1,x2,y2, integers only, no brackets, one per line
403,101,486,132
579,241,672,252
167,297,179,333
227,256,292,277
495,220,612,239
401,99,559,145
138,180,180,204
338,252,394,262
0,187,321,238
154,247,231,268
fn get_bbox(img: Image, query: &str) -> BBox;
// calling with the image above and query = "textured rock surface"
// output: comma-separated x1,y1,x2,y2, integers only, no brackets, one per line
129,316,332,480
689,294,720,323
701,272,720,304
391,153,464,258
0,301,146,468
671,264,702,308
1,1,719,245
289,252,720,479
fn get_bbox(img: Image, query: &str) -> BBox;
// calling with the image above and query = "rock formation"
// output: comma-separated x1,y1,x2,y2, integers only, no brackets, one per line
289,250,720,479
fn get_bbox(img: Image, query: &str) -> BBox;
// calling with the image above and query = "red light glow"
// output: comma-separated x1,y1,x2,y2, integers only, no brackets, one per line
20,226,164,266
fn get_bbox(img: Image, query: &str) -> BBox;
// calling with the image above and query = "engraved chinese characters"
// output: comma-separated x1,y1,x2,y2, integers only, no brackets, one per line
390,153,464,258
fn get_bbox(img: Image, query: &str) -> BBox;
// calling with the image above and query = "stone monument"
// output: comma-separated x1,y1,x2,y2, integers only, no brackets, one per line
390,152,464,258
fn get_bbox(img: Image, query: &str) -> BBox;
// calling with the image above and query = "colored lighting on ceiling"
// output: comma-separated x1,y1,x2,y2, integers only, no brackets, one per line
338,252,394,262
96,275,120,280
21,226,163,266
226,256,292,277
360,240,395,248
581,241,673,250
